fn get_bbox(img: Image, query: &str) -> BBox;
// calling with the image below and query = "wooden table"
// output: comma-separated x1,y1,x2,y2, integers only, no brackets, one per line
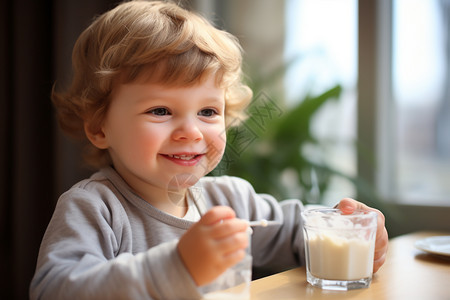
249,231,450,299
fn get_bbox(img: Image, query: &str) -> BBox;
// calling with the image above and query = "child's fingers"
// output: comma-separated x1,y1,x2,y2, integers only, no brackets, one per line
336,197,369,214
222,248,246,267
199,207,249,239
199,206,236,226
375,226,388,248
374,232,388,261
209,218,249,239
373,251,387,273
215,230,249,254
337,198,386,234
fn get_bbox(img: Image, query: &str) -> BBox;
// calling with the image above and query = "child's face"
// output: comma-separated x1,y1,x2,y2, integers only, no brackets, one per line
99,73,226,201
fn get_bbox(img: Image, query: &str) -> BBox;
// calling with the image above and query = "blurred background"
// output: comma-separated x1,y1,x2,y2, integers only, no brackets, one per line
1,0,450,298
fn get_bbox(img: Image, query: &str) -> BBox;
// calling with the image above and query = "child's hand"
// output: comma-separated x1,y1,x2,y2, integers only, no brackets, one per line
177,206,249,286
335,198,388,273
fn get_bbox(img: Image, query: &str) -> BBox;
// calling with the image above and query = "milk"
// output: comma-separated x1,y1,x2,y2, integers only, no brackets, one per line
302,208,377,290
307,232,375,280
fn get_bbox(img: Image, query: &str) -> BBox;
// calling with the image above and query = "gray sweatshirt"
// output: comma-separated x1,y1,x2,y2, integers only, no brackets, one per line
30,167,305,299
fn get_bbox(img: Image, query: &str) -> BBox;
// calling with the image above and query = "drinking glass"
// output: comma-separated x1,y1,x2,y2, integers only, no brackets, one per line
201,228,252,299
301,208,377,290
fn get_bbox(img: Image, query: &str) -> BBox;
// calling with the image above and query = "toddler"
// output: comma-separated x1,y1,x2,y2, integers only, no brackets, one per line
30,1,388,299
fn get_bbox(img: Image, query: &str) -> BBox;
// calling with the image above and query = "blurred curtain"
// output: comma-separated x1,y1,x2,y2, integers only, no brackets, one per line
0,0,115,298
1,1,55,299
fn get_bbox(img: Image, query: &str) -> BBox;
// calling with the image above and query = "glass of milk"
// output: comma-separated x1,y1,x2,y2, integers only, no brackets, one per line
301,208,377,290
201,227,253,300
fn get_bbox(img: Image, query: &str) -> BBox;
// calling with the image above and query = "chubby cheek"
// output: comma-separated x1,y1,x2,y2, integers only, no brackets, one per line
112,124,162,165
205,127,226,171
132,127,163,160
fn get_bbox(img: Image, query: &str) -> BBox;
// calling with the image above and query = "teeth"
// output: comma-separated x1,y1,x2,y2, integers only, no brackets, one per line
168,154,196,160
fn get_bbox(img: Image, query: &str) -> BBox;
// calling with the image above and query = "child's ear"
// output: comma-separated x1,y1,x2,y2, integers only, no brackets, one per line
84,122,109,149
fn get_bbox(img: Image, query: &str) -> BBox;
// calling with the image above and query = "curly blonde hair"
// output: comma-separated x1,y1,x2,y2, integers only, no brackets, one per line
53,0,252,168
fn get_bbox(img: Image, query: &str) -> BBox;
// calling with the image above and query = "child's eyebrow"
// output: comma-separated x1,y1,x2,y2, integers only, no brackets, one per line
132,90,170,103
201,96,225,104
135,95,165,103
134,95,225,106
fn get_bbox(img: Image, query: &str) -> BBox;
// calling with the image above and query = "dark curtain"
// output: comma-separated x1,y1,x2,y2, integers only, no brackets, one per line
0,1,117,299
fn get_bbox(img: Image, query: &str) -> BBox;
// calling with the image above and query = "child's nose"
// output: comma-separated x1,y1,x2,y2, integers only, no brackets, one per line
171,118,203,142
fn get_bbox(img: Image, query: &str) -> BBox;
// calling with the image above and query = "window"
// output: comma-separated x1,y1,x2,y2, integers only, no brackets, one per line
285,0,358,206
392,0,450,205
287,0,450,206
359,0,450,207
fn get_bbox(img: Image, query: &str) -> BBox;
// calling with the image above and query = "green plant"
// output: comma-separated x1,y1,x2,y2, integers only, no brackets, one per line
208,54,392,209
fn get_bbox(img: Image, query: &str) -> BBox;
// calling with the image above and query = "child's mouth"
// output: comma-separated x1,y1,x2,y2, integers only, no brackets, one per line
162,153,204,166
166,154,198,161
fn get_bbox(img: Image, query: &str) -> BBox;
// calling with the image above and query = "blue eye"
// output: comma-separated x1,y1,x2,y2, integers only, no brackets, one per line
198,108,217,117
148,107,170,116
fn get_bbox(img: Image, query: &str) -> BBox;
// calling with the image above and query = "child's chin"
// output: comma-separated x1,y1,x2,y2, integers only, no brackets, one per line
167,173,200,190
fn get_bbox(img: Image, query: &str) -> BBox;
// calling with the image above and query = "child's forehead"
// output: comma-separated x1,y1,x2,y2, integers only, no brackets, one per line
111,72,226,106
120,62,224,89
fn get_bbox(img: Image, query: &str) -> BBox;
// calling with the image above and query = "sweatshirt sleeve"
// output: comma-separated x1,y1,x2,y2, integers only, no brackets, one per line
250,197,305,277
30,188,201,300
